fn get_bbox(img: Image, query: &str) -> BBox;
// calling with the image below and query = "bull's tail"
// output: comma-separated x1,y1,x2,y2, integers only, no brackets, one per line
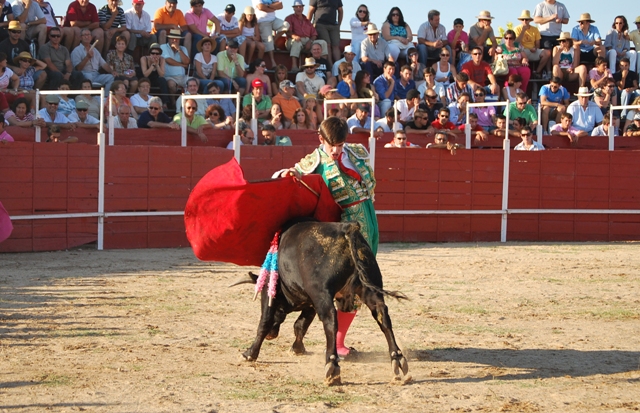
345,224,408,301
228,272,259,287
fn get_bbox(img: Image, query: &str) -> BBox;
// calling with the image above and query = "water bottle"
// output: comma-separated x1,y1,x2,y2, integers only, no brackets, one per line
30,39,37,59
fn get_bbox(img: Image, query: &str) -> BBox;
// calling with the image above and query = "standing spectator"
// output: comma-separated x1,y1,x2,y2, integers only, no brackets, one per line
242,78,271,122
124,0,156,59
71,28,115,91
349,3,368,63
160,29,188,95
468,10,497,62
185,0,222,59
613,57,639,118
98,0,130,55
629,16,640,74
432,47,455,96
253,0,285,69
106,35,137,92
566,87,603,134
140,42,170,108
417,10,449,66
1,21,46,89
552,32,587,87
130,77,153,113
272,79,300,120
514,126,545,150
497,29,531,93
538,76,570,132
533,0,570,50
461,46,499,96
605,16,637,74
381,7,412,63
514,10,550,79
332,45,360,79
11,0,47,46
217,4,242,57
152,0,191,53
216,38,245,94
0,0,15,43
307,0,342,66
445,72,474,105
63,0,104,51
238,6,263,63
550,112,587,143
447,18,468,65
571,13,604,65
372,60,395,115
360,23,391,80
193,36,223,92
285,0,324,71
295,56,324,99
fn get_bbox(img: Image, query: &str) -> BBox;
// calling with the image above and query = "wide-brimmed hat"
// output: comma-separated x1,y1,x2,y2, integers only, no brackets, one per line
8,21,21,31
518,10,532,20
365,23,380,35
575,86,593,97
149,43,162,53
557,32,573,41
167,29,183,39
635,16,640,24
196,36,217,52
577,13,595,23
476,10,494,20
13,51,35,65
301,57,318,68
244,6,254,15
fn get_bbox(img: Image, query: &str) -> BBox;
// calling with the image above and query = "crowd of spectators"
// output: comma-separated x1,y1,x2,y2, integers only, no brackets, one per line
0,0,639,147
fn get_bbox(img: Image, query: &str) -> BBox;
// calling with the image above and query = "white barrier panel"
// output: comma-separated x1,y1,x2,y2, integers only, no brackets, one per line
465,101,509,149
609,104,640,151
178,93,241,151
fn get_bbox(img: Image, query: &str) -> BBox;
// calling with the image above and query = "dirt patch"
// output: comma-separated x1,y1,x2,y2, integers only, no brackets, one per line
1,243,639,412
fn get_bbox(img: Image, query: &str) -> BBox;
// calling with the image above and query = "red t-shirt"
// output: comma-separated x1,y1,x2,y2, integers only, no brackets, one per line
431,120,455,130
457,124,483,132
461,61,492,85
64,1,99,27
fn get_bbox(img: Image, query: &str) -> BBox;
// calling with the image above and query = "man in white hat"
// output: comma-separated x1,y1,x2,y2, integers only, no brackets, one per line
514,10,551,78
285,0,327,71
567,86,603,135
533,0,570,51
571,13,604,64
252,0,286,68
160,28,189,95
469,10,497,62
360,23,391,79
331,44,359,79
295,56,324,99
125,0,157,59
629,16,640,73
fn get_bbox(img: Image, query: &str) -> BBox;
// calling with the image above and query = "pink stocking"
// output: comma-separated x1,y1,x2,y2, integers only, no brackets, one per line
336,310,357,357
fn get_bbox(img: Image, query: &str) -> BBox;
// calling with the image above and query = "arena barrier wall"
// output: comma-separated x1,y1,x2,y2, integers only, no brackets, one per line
2,128,640,252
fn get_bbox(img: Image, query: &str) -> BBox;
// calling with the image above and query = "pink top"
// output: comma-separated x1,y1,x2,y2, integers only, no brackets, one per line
0,130,14,142
447,30,469,49
588,68,613,83
185,8,214,33
550,123,581,136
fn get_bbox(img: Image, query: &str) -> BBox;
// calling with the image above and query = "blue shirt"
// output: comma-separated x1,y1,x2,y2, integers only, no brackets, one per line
394,79,416,100
539,84,570,103
373,75,394,101
571,25,601,52
206,98,236,117
336,80,352,98
346,113,372,133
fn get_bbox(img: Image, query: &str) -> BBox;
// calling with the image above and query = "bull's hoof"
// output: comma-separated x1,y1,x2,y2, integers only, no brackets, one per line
391,356,410,384
324,362,341,386
265,325,280,341
242,350,256,361
290,342,306,355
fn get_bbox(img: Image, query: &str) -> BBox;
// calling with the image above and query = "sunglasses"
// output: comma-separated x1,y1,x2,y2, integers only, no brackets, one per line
472,52,482,56
358,10,367,13
440,53,450,57
186,107,197,110
212,112,220,116
76,108,88,112
149,106,160,110
396,137,407,140
48,102,59,106
504,36,514,40
439,114,449,118
49,34,61,38
391,13,399,16
521,133,531,137
10,30,21,34
474,93,484,97
259,64,266,67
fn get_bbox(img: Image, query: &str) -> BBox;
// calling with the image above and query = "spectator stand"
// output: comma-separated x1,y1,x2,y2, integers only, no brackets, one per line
609,104,640,150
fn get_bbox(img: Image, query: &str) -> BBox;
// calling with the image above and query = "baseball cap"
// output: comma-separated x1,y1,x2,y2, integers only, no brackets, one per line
634,113,640,120
45,95,60,104
75,101,89,110
166,0,178,4
357,103,370,113
279,80,295,89
252,78,264,88
133,0,144,4
225,4,235,13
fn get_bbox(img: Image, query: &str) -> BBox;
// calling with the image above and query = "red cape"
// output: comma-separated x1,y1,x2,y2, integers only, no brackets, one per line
184,158,342,266
0,201,13,243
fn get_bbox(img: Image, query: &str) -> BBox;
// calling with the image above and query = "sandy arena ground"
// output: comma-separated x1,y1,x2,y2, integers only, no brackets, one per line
1,243,639,413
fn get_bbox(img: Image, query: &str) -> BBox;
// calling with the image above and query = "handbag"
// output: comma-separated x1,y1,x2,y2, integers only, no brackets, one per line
491,55,509,76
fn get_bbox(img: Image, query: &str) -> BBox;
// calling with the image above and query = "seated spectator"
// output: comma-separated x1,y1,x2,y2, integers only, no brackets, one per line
384,129,419,148
67,100,99,128
4,97,44,127
552,32,587,87
111,103,137,128
0,114,13,142
225,119,254,148
372,60,395,116
1,21,45,91
623,96,640,132
285,0,321,70
591,112,619,136
263,102,290,129
354,69,378,103
447,17,468,64
458,112,488,141
175,77,206,116
589,57,613,90
593,78,618,115
308,42,335,87
56,80,76,116
614,57,639,118
445,72,473,105
38,27,83,90
238,6,263,64
0,52,21,111
566,87,603,135
417,10,450,66
550,112,587,143
12,0,47,46
321,84,349,120
360,23,392,79
630,17,640,73
172,97,209,141
272,79,300,121
303,93,321,128
497,29,531,93
106,35,137,93
381,7,413,63
426,129,452,148
263,123,292,145
205,103,233,129
98,0,130,55
288,107,313,130
468,10,497,62
395,89,420,124
417,67,439,100
404,108,430,135
140,43,170,108
375,107,401,133
186,0,222,58
216,38,246,94
394,65,416,100
336,66,355,99
63,0,104,51
605,16,636,74
71,28,115,92
124,0,157,59
38,94,75,129
346,103,372,134
205,81,236,118
270,64,288,98
406,47,425,87
332,45,360,80
492,113,519,139
508,92,538,129
153,0,191,52
242,78,272,122
461,46,499,96
432,48,455,95
161,29,189,96
571,13,605,65
245,59,271,96
130,77,154,114
514,125,544,150
295,57,324,99
471,89,496,130
107,80,137,119
74,78,101,119
448,92,470,126
623,113,640,137
502,73,524,103
14,51,45,109
418,89,443,125
137,96,179,129
514,10,550,79
539,76,570,132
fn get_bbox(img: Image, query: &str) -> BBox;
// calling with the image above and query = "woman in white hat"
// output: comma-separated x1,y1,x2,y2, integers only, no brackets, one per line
552,32,588,87
238,6,265,64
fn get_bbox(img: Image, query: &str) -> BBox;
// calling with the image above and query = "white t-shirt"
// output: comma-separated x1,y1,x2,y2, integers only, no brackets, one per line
217,13,239,32
0,67,14,89
194,53,217,78
295,72,324,97
252,0,276,23
130,93,155,109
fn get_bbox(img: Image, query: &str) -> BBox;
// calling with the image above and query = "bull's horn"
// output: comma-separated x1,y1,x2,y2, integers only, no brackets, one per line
228,272,258,287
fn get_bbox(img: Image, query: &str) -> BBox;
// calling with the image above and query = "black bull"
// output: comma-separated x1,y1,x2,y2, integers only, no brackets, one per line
232,220,411,385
